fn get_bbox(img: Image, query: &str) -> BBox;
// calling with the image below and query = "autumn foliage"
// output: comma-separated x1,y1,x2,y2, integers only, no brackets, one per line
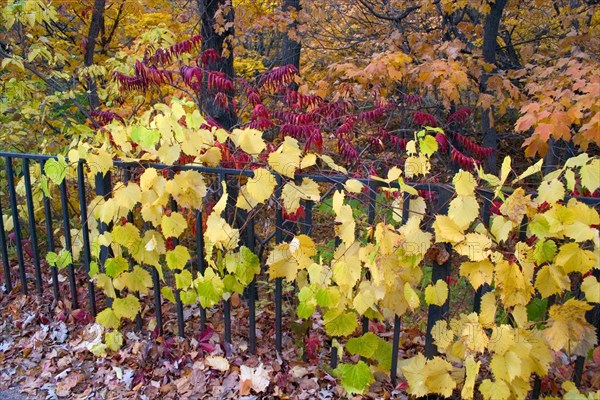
1,0,600,399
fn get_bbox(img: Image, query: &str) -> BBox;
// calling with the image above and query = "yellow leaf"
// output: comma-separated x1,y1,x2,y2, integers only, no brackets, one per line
448,195,479,230
353,282,377,314
495,259,534,307
431,320,454,351
236,185,259,211
87,149,113,176
267,244,299,281
490,215,513,243
199,147,222,166
236,128,265,156
461,355,480,400
344,179,363,193
404,282,420,310
488,325,515,355
500,188,536,224
281,178,320,212
479,292,497,327
206,355,230,372
401,354,428,397
402,355,456,398
246,168,276,204
320,154,347,174
332,191,355,246
166,245,191,270
161,212,187,238
157,143,181,164
113,182,142,214
555,243,597,274
300,153,317,169
580,158,600,193
425,280,448,306
113,294,141,321
165,170,207,209
140,168,159,191
479,379,510,400
453,171,477,196
535,264,570,298
455,233,492,261
204,213,239,253
544,299,596,355
268,137,301,178
460,260,494,290
581,276,600,303
537,179,565,204
393,196,427,223
433,215,465,244
333,260,361,290
513,159,543,183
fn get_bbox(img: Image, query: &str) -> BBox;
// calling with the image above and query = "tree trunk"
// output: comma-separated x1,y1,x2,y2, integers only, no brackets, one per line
276,0,301,70
84,0,105,110
480,0,507,173
196,0,237,130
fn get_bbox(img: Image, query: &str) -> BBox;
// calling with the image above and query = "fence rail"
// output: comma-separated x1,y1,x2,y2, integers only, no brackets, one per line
0,151,599,396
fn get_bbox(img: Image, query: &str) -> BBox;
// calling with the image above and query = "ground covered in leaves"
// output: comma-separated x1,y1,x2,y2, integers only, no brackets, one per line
0,284,416,400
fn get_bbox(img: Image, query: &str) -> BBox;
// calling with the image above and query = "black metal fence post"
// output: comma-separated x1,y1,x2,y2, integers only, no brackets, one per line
22,158,43,294
425,187,453,358
77,161,96,315
94,171,112,308
5,157,28,294
39,160,59,300
0,197,12,293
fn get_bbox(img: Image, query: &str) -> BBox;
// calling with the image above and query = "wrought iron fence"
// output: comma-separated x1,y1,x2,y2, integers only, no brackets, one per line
0,151,598,396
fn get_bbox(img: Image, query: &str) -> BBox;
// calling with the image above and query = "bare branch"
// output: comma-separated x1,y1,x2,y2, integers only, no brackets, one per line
356,0,420,22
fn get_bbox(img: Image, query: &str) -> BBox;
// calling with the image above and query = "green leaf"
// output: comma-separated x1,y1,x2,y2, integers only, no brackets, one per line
161,286,176,303
112,294,140,321
324,309,357,337
96,308,120,329
48,249,72,270
225,246,260,286
130,125,160,150
316,287,340,308
372,338,393,370
533,240,557,265
112,223,140,248
40,175,50,197
89,261,99,277
527,297,548,323
166,245,191,271
105,256,129,278
333,361,374,395
197,268,224,308
180,289,197,304
419,134,438,157
297,302,316,319
46,251,58,266
222,274,243,294
346,332,379,358
44,155,68,185
175,269,193,289
105,330,123,352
